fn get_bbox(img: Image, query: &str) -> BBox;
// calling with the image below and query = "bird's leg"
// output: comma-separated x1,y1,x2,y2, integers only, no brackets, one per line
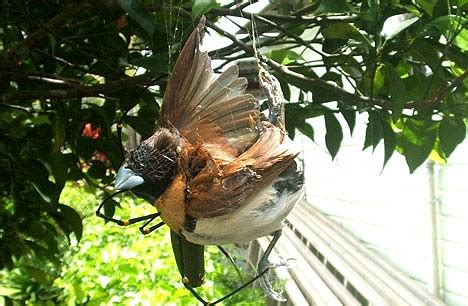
139,216,165,235
184,235,285,305
257,230,287,302
96,190,165,233
217,245,245,283
186,265,272,306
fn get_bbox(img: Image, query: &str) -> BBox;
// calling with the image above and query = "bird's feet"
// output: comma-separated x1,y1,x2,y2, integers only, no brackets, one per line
256,230,295,302
257,256,288,302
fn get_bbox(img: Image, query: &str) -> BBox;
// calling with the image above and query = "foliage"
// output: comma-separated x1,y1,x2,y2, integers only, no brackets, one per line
1,185,264,305
0,0,466,301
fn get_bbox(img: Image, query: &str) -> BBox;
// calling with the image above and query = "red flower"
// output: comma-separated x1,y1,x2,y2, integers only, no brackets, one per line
93,151,109,163
82,123,101,140
115,15,128,30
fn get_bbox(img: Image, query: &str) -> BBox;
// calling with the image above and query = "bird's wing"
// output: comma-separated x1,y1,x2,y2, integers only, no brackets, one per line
160,17,260,162
186,123,298,218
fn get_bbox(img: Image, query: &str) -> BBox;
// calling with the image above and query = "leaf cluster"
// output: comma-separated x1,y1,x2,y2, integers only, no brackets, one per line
254,0,467,171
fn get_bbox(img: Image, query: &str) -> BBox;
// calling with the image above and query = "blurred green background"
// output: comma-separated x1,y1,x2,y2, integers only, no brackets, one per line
0,184,264,305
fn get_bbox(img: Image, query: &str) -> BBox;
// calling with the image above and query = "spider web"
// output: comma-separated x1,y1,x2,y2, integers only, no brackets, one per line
162,0,185,73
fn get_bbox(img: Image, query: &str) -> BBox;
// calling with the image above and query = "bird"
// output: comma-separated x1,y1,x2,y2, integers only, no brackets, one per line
114,16,304,301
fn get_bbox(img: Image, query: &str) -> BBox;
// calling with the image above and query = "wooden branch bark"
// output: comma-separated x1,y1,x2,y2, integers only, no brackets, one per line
0,74,161,103
1,70,85,86
264,57,391,109
209,8,358,24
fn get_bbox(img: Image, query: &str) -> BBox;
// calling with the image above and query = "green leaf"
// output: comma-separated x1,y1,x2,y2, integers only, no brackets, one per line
416,0,436,16
373,64,386,95
58,204,83,242
265,49,304,65
25,265,49,285
385,65,406,122
192,0,220,18
285,109,296,139
283,67,344,104
297,121,314,140
130,54,169,73
363,111,383,151
0,286,21,297
324,113,343,159
278,78,291,101
430,139,448,165
103,198,117,218
439,116,466,157
316,0,351,13
52,113,65,152
31,182,51,204
427,15,468,49
25,241,60,266
381,13,419,40
126,115,156,139
322,38,347,54
322,23,369,46
382,121,396,168
118,0,155,37
322,72,343,87
461,0,468,9
50,152,67,189
410,39,441,72
339,105,356,135
399,119,438,173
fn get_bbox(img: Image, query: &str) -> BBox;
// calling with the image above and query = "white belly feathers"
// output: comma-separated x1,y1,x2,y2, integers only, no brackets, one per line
182,179,304,245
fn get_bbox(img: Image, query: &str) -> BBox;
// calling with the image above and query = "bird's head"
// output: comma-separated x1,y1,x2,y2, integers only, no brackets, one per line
115,128,178,203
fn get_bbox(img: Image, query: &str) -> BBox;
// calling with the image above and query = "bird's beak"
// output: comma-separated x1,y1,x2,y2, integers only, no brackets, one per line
115,167,145,190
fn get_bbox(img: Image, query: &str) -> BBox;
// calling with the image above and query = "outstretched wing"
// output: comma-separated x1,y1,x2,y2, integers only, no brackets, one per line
160,17,260,161
186,123,299,218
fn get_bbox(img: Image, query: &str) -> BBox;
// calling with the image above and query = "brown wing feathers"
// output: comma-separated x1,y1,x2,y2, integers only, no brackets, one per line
160,18,298,219
160,18,260,158
187,124,298,218
160,18,208,128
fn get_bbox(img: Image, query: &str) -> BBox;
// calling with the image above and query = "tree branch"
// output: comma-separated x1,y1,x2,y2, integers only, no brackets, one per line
1,70,85,86
265,57,391,109
0,74,162,103
209,8,358,24
207,21,254,55
409,71,468,110
253,15,327,57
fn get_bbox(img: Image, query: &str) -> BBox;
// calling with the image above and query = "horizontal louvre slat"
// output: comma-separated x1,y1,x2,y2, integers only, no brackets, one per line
258,234,342,305
291,201,445,306
252,200,444,305
281,227,361,305
288,207,398,305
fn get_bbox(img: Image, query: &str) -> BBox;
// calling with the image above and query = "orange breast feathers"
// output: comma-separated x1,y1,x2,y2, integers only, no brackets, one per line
154,173,187,233
153,137,211,233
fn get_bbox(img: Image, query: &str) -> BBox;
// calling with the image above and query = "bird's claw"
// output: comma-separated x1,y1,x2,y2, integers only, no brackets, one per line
257,257,290,302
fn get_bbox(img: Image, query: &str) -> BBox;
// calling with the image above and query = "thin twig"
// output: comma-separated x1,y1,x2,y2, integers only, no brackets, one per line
2,70,85,86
